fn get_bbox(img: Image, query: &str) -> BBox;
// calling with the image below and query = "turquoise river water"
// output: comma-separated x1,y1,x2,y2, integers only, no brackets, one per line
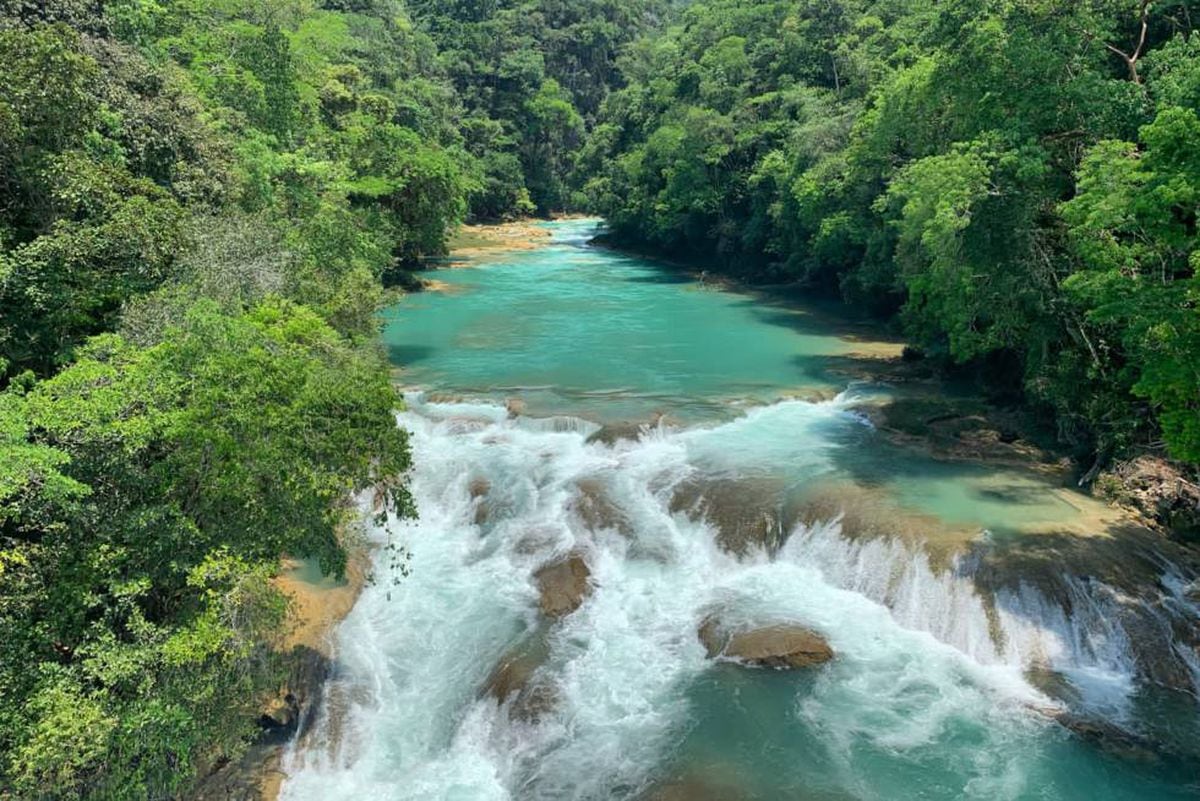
281,220,1200,800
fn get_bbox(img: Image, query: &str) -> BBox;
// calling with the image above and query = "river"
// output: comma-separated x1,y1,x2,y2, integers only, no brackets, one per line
279,219,1200,800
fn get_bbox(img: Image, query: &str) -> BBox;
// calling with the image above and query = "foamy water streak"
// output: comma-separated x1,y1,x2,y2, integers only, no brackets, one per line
280,397,1195,801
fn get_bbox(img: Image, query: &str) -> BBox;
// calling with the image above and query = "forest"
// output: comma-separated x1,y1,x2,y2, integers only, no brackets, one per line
1,0,1198,798
584,0,1200,470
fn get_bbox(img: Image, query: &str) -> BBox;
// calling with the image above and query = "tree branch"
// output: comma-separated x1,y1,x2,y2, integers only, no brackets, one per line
1087,0,1152,84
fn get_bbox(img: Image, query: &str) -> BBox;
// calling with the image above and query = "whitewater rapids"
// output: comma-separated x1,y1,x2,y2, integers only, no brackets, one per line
279,394,1198,801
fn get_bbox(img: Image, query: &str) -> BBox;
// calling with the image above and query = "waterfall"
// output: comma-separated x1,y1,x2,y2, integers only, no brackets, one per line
782,523,1151,718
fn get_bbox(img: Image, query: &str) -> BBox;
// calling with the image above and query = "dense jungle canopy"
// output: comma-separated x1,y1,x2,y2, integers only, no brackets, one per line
0,0,1197,797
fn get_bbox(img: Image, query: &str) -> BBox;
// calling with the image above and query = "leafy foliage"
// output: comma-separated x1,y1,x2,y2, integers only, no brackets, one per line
406,0,668,217
0,0,451,794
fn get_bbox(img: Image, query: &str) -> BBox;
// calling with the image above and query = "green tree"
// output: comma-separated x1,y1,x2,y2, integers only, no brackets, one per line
1063,108,1200,460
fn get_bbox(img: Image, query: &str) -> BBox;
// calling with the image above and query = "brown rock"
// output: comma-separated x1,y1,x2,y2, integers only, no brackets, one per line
468,477,491,499
586,421,647,446
585,414,665,447
468,476,518,529
468,476,492,527
484,637,547,702
1024,667,1083,709
482,632,559,723
535,554,591,618
699,619,834,669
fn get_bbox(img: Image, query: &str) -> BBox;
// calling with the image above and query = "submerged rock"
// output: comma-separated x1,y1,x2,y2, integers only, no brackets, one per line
469,476,491,526
1026,668,1200,764
1024,667,1084,710
866,395,1060,469
586,421,646,446
482,630,559,723
509,681,559,723
670,476,789,556
1055,713,1160,763
535,553,591,617
484,645,543,702
469,475,521,532
698,618,834,669
585,414,665,447
786,481,1006,574
639,777,746,801
570,478,629,535
468,476,491,499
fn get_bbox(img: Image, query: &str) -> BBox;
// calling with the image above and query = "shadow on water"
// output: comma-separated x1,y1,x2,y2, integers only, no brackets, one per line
620,270,696,285
732,290,899,341
964,523,1200,601
817,416,996,488
386,343,437,367
610,251,899,346
788,351,942,392
742,304,846,340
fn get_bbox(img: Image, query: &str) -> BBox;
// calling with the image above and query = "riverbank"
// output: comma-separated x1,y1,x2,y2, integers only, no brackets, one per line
447,220,554,258
191,551,370,801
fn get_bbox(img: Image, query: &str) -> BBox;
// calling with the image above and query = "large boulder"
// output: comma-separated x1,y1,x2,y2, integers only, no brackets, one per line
535,553,591,618
699,618,834,669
